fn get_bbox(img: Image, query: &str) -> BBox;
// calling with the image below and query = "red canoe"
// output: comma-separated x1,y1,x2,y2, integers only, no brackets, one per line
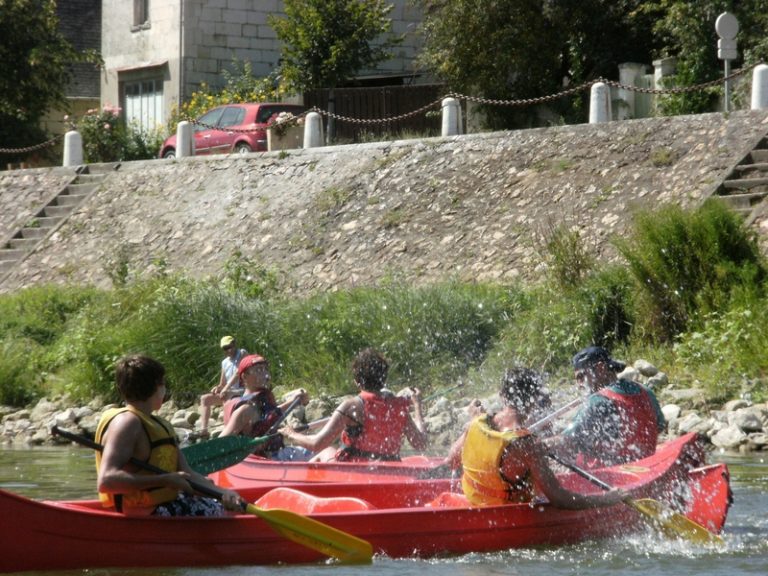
0,433,729,573
210,453,447,488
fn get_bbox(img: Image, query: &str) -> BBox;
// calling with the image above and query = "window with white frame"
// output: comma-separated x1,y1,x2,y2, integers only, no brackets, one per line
124,79,163,133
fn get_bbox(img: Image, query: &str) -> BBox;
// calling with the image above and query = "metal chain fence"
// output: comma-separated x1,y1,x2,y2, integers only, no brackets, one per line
1,63,761,150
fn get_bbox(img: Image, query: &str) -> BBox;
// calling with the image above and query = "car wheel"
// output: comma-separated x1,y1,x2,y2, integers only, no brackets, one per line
162,149,176,159
235,142,252,155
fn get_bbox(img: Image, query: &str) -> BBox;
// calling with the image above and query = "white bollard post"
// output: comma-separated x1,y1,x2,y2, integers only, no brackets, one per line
751,64,768,110
441,97,461,137
62,130,83,167
303,112,324,148
589,82,612,123
176,121,194,157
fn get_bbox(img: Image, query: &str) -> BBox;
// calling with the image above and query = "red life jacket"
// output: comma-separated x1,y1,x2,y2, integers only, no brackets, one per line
596,385,659,463
223,388,283,454
337,391,410,461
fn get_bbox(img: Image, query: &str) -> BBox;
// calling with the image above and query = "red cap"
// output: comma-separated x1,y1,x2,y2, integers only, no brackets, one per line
237,354,267,380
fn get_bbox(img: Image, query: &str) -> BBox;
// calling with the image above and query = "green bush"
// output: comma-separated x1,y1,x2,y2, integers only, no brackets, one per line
614,200,767,342
0,338,44,405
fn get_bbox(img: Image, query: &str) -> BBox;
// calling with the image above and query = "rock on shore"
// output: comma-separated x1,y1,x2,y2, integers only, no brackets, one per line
2,358,766,455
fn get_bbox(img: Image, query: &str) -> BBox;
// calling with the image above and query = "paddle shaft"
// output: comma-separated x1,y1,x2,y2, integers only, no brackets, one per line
52,426,229,501
527,397,582,433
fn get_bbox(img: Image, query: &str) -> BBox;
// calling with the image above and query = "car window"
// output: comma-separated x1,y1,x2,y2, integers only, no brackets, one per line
195,107,225,132
256,105,304,124
220,106,246,128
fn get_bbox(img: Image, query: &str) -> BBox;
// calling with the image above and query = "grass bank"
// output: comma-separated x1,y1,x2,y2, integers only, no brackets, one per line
1,200,766,408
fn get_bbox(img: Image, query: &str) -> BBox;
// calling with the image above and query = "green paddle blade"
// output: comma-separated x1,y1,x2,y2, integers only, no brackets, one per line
628,498,725,545
183,435,270,474
245,503,373,564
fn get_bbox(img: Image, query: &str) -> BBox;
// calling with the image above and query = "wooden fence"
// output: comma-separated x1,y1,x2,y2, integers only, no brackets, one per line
303,84,444,142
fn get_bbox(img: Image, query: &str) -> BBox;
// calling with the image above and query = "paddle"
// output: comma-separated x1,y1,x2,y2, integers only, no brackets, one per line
51,425,373,564
548,452,724,545
184,395,304,474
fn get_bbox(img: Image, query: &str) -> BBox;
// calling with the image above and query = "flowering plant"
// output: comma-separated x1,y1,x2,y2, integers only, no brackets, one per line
267,111,304,137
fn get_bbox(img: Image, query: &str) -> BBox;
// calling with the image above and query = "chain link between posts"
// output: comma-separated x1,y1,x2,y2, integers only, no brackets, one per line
1,63,761,151
0,133,64,155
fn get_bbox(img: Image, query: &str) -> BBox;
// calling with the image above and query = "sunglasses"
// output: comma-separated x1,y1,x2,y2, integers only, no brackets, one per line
222,345,234,351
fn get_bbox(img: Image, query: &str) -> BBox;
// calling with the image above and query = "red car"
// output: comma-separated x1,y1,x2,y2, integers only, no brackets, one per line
159,102,305,158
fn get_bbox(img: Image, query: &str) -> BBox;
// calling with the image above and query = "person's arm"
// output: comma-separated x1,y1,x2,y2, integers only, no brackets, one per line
523,436,628,510
97,412,192,495
177,446,241,510
403,387,428,451
280,398,354,453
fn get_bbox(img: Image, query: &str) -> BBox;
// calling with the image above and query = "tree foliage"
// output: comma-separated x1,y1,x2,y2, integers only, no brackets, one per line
641,0,768,114
269,0,400,92
417,0,768,125
0,0,97,150
417,0,655,127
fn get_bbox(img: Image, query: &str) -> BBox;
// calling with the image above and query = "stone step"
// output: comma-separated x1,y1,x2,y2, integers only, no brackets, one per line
732,163,768,177
0,259,19,274
716,190,768,210
722,177,768,191
41,205,74,218
56,193,88,206
7,237,39,251
29,215,63,229
19,227,48,239
74,172,108,183
748,149,768,164
65,183,99,195
0,248,25,260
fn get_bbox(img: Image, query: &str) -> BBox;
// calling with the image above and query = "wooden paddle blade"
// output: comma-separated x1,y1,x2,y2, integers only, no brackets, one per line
628,498,725,545
183,435,268,474
245,504,373,564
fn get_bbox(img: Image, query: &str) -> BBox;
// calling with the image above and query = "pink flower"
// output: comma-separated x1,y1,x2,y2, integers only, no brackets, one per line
103,123,111,130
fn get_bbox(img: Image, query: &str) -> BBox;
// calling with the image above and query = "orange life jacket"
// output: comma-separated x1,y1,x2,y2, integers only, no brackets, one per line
337,391,409,461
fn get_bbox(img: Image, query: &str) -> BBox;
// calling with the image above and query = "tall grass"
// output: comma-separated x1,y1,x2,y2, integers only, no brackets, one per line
1,201,767,407
614,200,767,342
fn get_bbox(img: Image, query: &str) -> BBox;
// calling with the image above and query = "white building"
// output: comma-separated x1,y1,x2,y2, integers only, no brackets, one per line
101,0,428,132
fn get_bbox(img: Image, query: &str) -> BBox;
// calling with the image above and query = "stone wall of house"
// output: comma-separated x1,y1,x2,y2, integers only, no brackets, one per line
2,111,768,294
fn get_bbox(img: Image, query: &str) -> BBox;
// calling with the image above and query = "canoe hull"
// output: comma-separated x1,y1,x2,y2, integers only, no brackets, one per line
0,433,729,573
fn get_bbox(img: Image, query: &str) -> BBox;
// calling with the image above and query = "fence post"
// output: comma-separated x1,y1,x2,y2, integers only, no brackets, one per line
303,112,324,148
751,64,768,110
176,121,194,157
441,97,462,137
62,130,83,167
589,82,612,123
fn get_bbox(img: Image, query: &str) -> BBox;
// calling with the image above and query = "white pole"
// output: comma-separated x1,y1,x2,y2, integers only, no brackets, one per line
303,112,324,148
62,130,83,167
589,82,612,123
441,97,461,137
176,121,194,157
751,64,768,110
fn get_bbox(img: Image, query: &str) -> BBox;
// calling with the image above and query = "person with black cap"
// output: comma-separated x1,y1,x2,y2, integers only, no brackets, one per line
551,346,666,468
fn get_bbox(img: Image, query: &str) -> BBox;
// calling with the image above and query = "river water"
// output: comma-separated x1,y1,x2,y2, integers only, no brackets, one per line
0,446,766,576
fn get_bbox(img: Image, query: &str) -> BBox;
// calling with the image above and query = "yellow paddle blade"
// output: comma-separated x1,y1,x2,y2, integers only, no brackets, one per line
245,504,373,564
627,498,724,546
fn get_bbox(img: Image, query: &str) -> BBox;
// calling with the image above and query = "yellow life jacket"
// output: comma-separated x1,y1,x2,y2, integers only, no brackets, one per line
95,406,179,514
461,415,533,506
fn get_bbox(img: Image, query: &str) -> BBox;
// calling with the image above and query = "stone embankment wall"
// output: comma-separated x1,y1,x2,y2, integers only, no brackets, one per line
2,111,768,293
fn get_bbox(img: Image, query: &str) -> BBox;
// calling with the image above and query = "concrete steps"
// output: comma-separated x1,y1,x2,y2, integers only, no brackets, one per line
0,165,116,278
715,137,768,219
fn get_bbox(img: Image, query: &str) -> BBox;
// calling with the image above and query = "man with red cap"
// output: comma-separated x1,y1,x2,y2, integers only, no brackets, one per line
220,354,311,461
549,346,666,468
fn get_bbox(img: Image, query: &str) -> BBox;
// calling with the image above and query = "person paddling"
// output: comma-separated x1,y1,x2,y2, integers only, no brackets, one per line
446,366,630,509
548,346,666,468
95,355,241,516
219,354,311,461
280,348,428,462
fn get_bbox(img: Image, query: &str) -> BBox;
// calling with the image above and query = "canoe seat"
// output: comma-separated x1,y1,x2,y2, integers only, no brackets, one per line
425,492,471,508
254,487,376,514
